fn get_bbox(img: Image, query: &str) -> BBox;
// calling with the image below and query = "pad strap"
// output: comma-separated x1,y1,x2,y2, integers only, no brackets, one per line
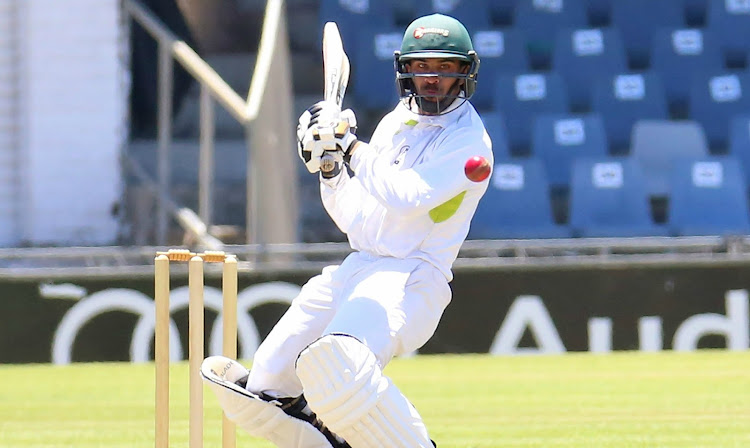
201,356,347,448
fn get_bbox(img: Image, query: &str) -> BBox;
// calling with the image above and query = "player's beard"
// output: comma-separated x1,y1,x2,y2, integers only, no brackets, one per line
414,78,464,115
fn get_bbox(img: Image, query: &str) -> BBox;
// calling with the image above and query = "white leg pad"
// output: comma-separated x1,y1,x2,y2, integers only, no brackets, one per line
201,356,334,448
296,335,433,448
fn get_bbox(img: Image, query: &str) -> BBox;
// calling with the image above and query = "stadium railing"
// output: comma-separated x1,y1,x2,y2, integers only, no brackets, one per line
2,236,750,277
122,0,297,249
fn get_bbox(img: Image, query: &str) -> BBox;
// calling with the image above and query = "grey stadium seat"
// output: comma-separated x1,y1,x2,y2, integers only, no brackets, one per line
630,119,710,198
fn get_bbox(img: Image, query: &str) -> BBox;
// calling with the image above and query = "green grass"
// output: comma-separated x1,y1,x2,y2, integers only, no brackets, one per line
1,351,749,447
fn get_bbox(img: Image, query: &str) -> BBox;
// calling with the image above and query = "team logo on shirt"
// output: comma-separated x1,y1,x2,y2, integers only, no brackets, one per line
394,145,410,165
413,27,450,39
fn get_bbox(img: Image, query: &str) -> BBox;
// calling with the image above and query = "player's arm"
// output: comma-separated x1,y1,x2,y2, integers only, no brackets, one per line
349,130,492,216
296,103,364,233
305,115,491,215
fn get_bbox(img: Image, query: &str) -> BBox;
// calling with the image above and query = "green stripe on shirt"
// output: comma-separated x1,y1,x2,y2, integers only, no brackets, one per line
429,191,466,223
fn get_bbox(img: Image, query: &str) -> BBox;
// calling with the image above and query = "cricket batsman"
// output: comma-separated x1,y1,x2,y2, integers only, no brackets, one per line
201,13,493,447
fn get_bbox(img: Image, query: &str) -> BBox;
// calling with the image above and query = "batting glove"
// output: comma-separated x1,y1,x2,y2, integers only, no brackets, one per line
314,119,359,178
297,102,357,174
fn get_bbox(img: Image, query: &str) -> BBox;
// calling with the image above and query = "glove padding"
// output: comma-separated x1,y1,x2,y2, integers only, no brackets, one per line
297,100,339,135
314,120,357,178
297,101,357,174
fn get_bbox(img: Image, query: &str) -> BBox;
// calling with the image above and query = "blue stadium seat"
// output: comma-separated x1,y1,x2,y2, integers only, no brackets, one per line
480,111,511,159
568,157,667,237
551,27,628,112
687,71,750,152
591,72,669,154
513,0,588,69
382,0,418,26
650,28,724,118
727,114,750,184
468,157,570,239
667,156,750,236
413,0,493,31
489,0,519,26
585,0,612,26
471,28,530,110
685,0,710,26
319,0,394,50
493,72,570,155
630,119,710,198
352,25,402,111
531,113,609,190
705,0,750,67
610,0,685,69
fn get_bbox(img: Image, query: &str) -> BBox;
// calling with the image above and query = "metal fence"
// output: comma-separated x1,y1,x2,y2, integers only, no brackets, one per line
3,235,750,278
122,0,298,249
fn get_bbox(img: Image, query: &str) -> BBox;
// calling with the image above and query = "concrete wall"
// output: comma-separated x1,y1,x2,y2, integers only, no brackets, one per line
0,0,21,245
1,0,127,246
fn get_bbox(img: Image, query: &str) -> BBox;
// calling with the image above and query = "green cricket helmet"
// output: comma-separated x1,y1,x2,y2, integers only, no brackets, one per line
395,14,480,114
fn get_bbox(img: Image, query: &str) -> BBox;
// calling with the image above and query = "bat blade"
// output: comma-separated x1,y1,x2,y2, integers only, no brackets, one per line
322,21,350,108
320,22,351,173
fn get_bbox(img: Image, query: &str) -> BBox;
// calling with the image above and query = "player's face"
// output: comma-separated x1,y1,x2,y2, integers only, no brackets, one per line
405,58,468,102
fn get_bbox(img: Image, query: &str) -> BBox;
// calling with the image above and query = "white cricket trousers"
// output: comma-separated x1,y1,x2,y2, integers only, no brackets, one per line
246,251,451,398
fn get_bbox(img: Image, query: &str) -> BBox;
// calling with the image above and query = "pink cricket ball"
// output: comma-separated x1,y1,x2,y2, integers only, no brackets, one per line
464,156,491,182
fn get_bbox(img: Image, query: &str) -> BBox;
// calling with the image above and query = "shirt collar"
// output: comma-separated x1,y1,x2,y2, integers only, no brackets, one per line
394,97,468,129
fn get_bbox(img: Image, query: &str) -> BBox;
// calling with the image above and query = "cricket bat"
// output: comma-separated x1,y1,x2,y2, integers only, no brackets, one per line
320,22,350,172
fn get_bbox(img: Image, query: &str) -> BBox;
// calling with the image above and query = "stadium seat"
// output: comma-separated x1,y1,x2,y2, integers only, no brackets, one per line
493,72,570,156
650,27,724,118
630,119,710,198
481,111,511,159
584,0,612,27
610,0,686,69
568,157,667,237
468,157,570,239
513,0,588,69
591,72,669,154
551,27,628,112
667,156,750,236
352,25,402,111
489,0,519,26
685,0,710,26
380,0,418,25
687,71,750,152
319,0,394,50
531,113,609,190
413,0,493,31
727,114,750,184
470,28,530,110
705,0,750,67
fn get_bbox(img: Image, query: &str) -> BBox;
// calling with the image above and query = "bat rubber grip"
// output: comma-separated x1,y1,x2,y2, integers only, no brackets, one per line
320,153,336,173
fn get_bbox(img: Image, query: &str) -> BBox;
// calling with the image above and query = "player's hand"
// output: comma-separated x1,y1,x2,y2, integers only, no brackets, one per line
297,102,357,174
297,101,338,173
316,119,358,178
297,101,339,134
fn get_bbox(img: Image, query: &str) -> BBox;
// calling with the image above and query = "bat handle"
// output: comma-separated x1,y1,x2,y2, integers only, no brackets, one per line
319,101,342,127
320,152,337,174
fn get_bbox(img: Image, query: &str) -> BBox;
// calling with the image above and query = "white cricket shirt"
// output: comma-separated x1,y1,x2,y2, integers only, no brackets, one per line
320,100,493,281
